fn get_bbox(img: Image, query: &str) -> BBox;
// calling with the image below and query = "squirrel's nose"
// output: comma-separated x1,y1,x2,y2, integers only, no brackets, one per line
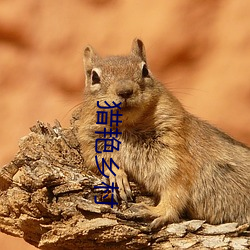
116,88,133,99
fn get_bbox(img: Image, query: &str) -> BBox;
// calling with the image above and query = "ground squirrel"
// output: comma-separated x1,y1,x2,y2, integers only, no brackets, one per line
78,38,250,229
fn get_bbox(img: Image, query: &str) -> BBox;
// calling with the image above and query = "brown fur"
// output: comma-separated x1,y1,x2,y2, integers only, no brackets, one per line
78,39,250,229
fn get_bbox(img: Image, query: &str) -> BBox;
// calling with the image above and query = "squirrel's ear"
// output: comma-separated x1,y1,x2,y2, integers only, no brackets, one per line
83,45,98,71
83,46,99,86
131,38,147,63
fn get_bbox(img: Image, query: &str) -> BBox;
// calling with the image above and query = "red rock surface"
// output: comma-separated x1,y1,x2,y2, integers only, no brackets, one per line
0,1,250,249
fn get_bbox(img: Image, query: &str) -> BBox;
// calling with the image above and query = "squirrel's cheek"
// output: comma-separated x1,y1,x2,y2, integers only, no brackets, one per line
90,84,101,93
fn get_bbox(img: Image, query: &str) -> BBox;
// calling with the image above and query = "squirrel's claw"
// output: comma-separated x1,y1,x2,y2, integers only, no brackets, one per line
104,168,132,203
116,170,133,202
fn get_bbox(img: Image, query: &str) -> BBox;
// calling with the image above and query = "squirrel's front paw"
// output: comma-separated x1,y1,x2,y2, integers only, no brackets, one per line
103,168,132,203
150,216,169,230
129,205,169,230
128,203,179,230
128,202,157,221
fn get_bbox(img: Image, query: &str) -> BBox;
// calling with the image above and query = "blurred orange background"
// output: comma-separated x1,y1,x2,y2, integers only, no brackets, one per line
1,1,250,249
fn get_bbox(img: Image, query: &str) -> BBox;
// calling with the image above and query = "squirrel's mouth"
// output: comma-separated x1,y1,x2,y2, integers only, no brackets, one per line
120,99,135,110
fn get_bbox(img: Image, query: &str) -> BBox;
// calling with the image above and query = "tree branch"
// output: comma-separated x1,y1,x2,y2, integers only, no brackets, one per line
0,109,249,249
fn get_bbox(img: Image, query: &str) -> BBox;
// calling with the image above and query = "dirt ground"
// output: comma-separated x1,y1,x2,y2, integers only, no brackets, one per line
1,1,250,249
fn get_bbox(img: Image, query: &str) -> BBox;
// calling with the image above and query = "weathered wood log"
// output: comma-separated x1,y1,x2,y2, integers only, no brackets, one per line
0,109,249,249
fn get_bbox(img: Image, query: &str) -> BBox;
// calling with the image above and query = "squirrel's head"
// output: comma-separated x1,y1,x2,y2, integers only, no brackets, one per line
83,39,160,118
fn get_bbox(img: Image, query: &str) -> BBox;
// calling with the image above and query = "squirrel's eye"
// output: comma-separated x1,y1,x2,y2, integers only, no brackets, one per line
91,70,100,85
142,63,149,78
